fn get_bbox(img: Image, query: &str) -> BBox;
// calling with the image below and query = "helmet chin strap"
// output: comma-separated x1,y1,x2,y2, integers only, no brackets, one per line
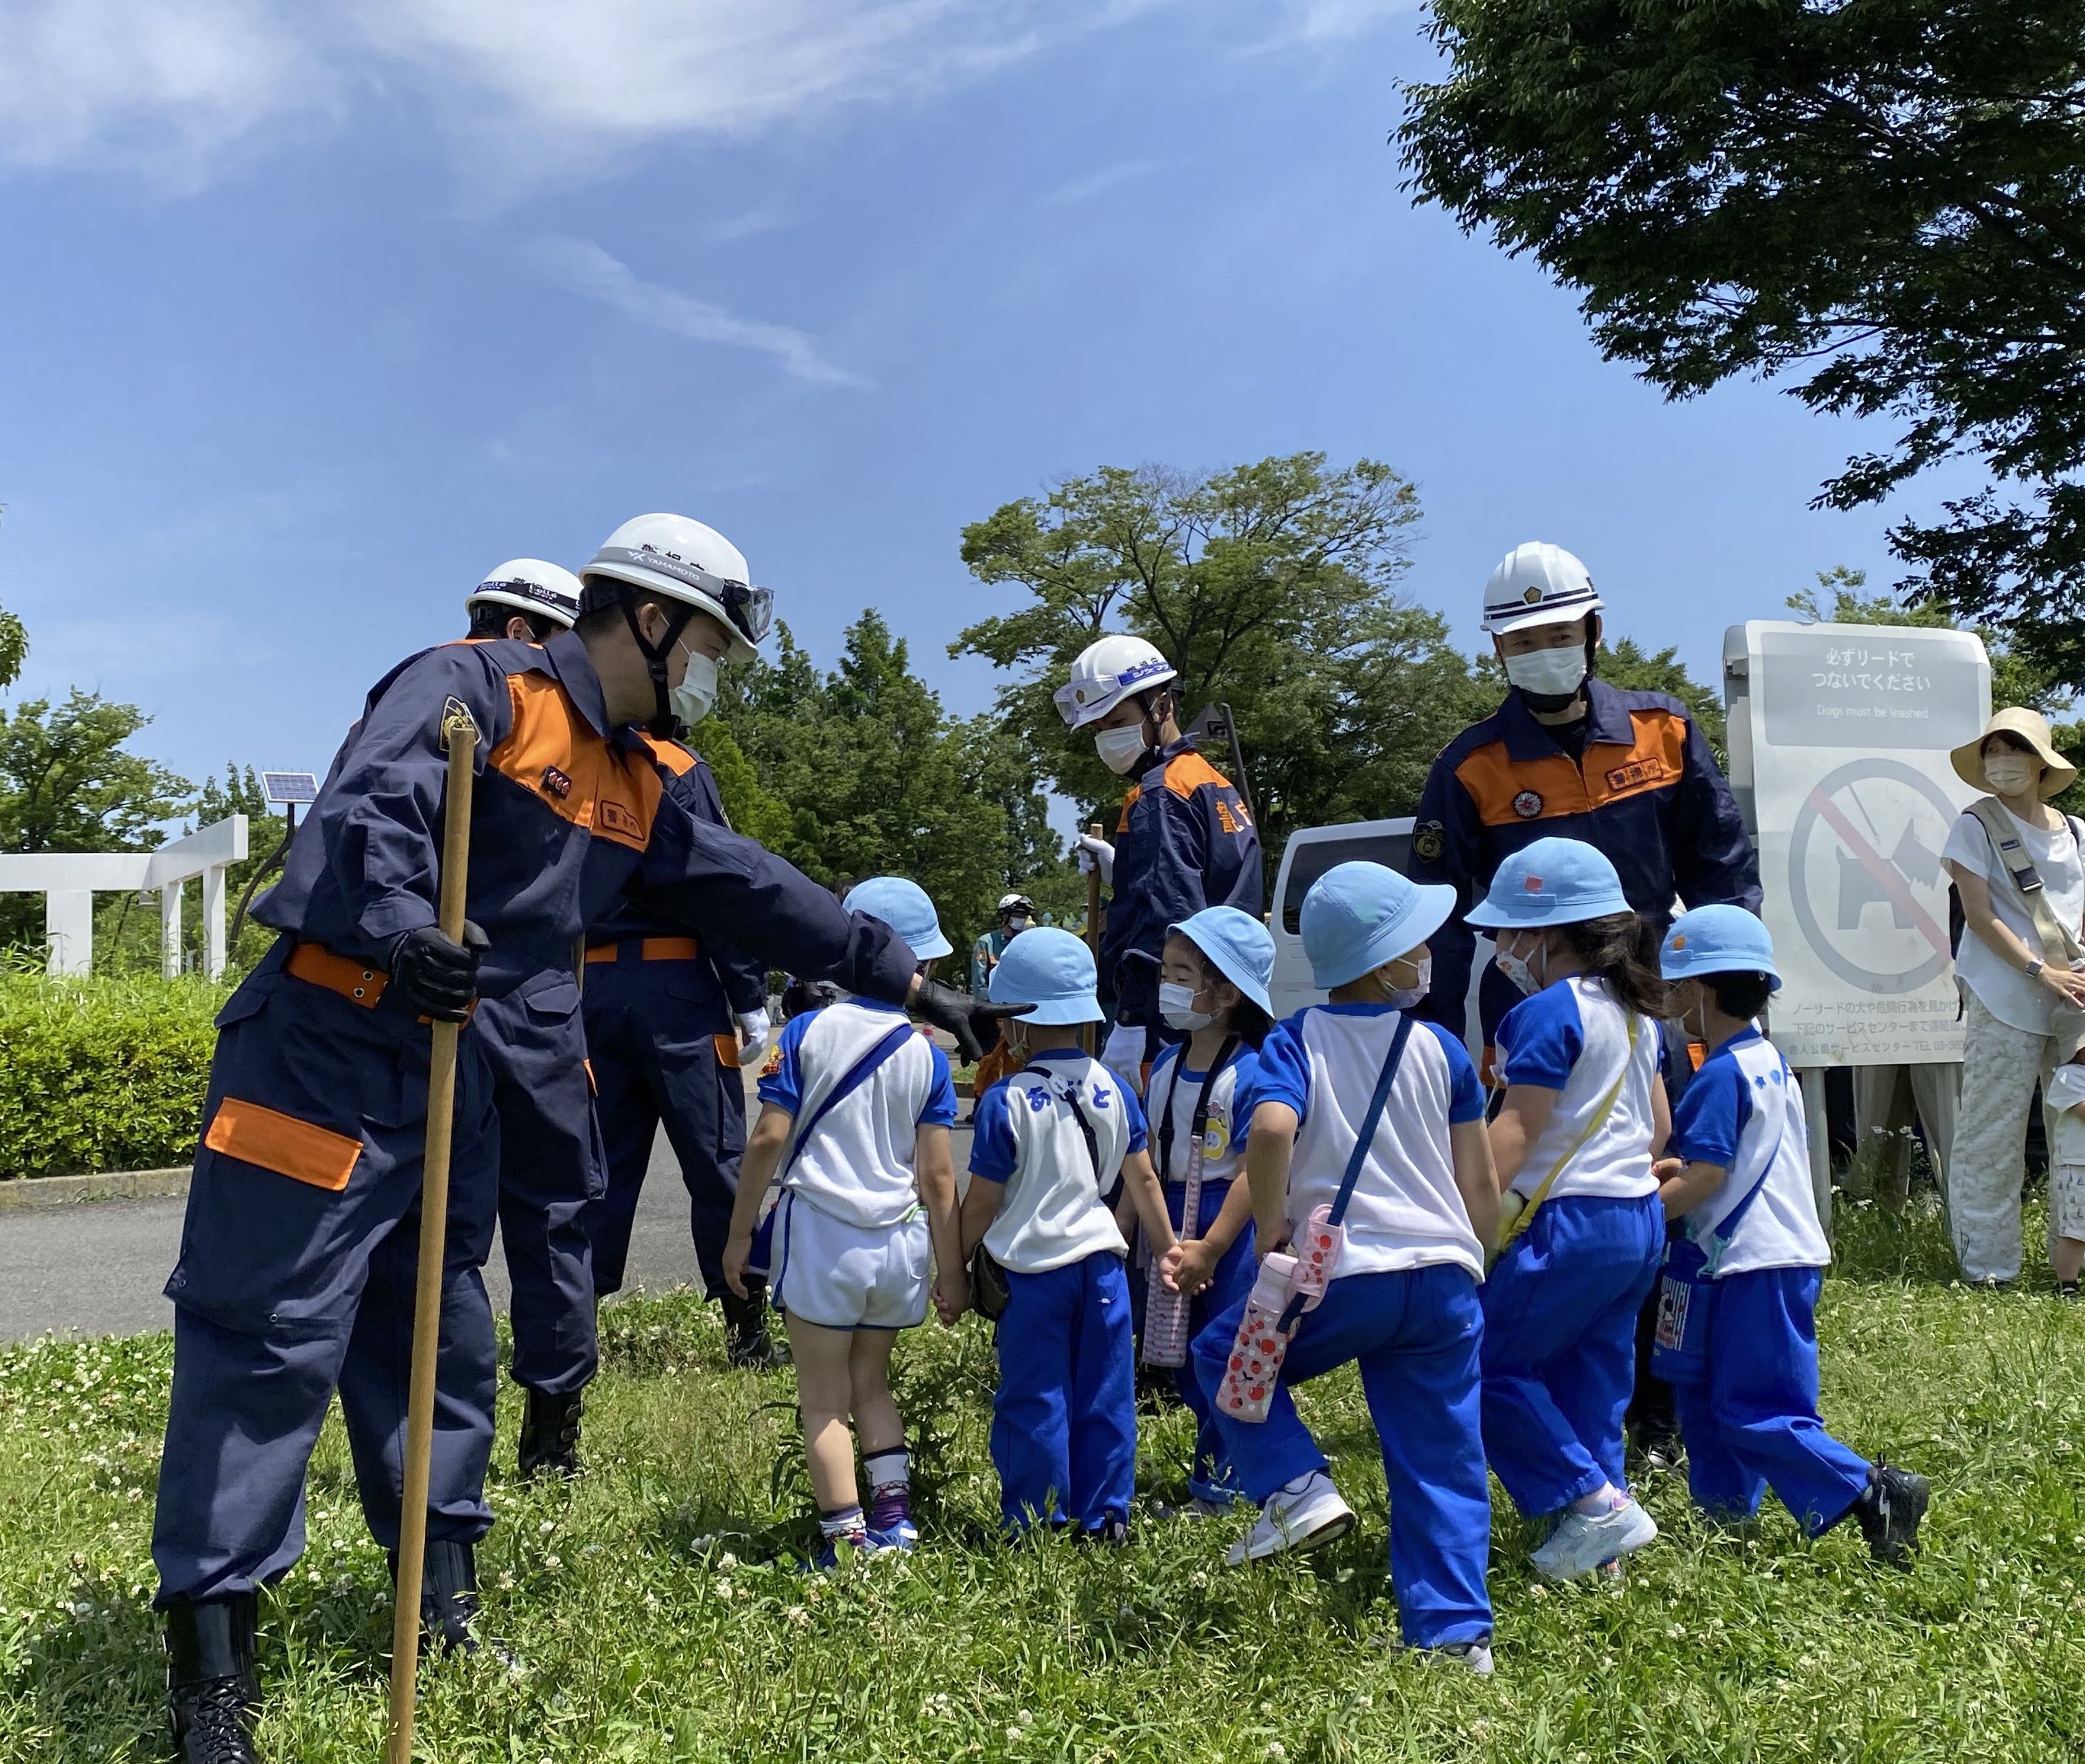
619,598,696,736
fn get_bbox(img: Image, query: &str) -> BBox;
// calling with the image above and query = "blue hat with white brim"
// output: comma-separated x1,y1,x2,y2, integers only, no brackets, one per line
1169,906,1275,1015
842,876,952,961
1464,837,1631,930
1300,862,1458,992
1660,904,1781,992
988,926,1100,1025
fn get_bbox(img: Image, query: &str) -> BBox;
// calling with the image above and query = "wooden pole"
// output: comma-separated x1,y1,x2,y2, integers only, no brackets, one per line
386,708,477,1764
1083,821,1105,1057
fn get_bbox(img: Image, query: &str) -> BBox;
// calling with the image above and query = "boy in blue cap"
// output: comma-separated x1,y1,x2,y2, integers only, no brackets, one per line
1657,906,1931,1563
1190,862,1500,1669
722,877,965,1564
962,928,1179,1538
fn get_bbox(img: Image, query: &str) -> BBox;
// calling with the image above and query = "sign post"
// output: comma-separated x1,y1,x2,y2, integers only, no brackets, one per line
1724,620,1991,1225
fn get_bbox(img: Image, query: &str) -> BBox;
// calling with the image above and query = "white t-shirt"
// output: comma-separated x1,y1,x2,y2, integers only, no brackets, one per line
756,1000,957,1230
1494,975,1661,1202
1668,1029,1831,1277
2045,1063,2085,1168
1242,1004,1488,1282
1942,806,2085,1036
968,1051,1149,1274
1145,1041,1251,1194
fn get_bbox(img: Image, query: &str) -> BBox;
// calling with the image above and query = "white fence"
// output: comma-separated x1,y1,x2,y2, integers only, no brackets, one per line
0,815,249,978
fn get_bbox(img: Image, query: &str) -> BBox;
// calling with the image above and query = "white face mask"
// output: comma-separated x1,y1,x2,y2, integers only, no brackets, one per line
1502,645,1588,699
1380,954,1432,1010
1984,754,2040,797
1159,981,1215,1033
1095,725,1150,775
1494,933,1546,997
670,646,720,727
1006,915,1030,933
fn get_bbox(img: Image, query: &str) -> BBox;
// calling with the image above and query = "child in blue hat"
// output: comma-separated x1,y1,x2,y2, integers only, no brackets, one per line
1656,905,1930,1563
721,876,964,1565
1466,836,1669,1581
1141,906,1277,1514
960,927,1179,1538
1186,862,1500,1669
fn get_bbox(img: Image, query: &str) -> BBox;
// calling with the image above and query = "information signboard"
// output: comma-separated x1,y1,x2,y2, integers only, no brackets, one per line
1724,620,1991,1067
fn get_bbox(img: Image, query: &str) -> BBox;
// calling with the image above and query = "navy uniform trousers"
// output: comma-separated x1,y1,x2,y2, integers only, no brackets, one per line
153,940,500,1605
581,946,746,1299
474,966,605,1398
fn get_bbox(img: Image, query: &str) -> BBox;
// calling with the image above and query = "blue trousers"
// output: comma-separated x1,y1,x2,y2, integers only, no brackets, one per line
582,958,745,1299
1672,1267,1872,1533
1481,1191,1666,1517
477,971,605,1396
153,944,500,1605
993,1252,1137,1533
1164,1176,1256,1502
1194,1264,1492,1649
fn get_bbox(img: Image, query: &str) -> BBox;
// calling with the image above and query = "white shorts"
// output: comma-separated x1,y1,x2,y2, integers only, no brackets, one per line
770,1191,931,1331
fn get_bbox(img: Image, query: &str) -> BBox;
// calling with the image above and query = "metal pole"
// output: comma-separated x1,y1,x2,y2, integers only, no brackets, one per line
1083,821,1105,1057
1797,1066,1832,1232
386,709,477,1764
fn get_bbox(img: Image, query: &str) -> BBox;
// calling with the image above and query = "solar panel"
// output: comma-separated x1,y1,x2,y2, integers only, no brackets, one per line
262,771,321,806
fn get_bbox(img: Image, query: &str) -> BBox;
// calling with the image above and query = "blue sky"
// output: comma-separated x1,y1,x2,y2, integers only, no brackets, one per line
0,0,1952,815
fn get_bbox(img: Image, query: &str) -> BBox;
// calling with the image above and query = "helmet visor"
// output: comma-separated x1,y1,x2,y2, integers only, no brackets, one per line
590,545,772,648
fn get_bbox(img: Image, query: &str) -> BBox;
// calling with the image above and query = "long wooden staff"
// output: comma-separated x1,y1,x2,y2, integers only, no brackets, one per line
387,705,477,1763
1083,820,1105,1057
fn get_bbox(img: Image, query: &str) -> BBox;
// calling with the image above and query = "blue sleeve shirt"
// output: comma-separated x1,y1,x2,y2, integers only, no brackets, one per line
1422,1020,1488,1125
919,1044,958,1127
1496,981,1585,1091
968,1079,1019,1184
755,1009,817,1116
1670,1047,1752,1170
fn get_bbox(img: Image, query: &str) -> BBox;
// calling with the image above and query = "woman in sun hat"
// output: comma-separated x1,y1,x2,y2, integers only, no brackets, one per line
1941,707,2085,1287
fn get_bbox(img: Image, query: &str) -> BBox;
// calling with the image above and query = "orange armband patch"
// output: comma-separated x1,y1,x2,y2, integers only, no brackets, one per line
203,1098,363,1193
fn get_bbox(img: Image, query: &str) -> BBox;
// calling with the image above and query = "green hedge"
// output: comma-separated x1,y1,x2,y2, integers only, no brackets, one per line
0,974,223,1180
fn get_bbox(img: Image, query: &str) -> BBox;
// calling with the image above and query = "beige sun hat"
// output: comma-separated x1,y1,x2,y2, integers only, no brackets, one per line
1950,707,2078,798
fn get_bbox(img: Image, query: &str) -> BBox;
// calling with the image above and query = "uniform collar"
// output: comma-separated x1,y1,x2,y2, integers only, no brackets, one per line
1497,677,1634,763
1709,1025,1764,1057
1129,733,1197,787
541,630,615,739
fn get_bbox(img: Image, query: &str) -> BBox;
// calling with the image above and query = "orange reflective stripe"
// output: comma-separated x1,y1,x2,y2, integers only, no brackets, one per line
638,731,700,777
1587,710,1688,808
489,673,662,852
1117,786,1139,835
583,946,618,966
1454,744,1588,828
713,1033,742,1070
204,1098,363,1192
1161,750,1236,801
641,937,701,962
285,942,387,1007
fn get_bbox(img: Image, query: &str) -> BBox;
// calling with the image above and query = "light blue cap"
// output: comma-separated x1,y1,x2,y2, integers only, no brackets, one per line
842,876,952,961
988,926,1100,1025
1661,904,1781,992
1464,837,1631,930
1301,861,1458,992
1169,906,1275,1014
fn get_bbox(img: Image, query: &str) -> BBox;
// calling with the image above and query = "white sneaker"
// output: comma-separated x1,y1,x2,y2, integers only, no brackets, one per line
1415,1639,1495,1676
1530,1499,1657,1581
1226,1473,1356,1566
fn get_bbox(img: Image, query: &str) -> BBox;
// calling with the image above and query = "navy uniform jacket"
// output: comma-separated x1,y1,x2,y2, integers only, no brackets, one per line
1102,739,1262,1028
585,734,769,1032
255,632,912,1005
1410,679,1758,1043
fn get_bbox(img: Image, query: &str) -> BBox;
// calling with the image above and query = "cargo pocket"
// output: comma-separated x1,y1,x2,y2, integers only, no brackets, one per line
202,1097,363,1193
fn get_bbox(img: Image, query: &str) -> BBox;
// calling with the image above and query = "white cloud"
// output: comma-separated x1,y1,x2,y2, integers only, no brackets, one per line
529,236,867,387
1045,158,1166,205
1271,0,1420,38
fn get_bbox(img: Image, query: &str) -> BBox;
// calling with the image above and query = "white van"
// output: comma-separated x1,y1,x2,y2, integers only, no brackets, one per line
1268,816,1487,1062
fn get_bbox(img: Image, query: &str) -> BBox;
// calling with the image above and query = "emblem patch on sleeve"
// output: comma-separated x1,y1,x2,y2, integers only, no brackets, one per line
1512,789,1544,819
1412,819,1445,862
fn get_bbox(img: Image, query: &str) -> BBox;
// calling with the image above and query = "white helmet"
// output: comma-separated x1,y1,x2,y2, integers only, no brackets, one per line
580,513,772,666
997,893,1034,914
1481,542,1603,637
466,558,582,630
1054,633,1177,730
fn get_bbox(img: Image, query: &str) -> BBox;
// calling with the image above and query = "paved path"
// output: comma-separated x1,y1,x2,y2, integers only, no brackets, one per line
0,1105,976,1344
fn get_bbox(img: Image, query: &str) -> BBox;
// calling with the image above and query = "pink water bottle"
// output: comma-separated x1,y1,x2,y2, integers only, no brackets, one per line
1291,1205,1344,1302
1216,1253,1298,1424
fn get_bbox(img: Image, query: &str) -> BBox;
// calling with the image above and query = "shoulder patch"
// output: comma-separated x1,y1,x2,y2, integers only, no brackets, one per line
1412,819,1445,862
1162,751,1233,800
1512,788,1544,819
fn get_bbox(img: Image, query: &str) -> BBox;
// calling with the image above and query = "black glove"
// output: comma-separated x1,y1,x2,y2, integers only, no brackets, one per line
389,921,489,1022
910,977,1029,1064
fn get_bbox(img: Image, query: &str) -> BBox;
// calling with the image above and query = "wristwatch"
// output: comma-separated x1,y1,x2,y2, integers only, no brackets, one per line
2027,956,2047,979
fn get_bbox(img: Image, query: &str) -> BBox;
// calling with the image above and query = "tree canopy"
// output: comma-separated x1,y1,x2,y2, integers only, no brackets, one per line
953,453,1491,877
1399,1,2085,666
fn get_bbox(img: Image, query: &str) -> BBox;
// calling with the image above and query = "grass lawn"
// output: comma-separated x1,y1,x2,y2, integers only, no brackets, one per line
4,1199,2084,1762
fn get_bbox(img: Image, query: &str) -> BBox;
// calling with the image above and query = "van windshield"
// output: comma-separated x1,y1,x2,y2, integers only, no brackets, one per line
1280,831,1414,932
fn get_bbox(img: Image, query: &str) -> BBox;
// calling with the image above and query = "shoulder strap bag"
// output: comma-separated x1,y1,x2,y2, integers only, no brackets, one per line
1965,796,2085,1057
1142,1038,1241,1367
1490,1012,1640,1266
968,1061,1109,1323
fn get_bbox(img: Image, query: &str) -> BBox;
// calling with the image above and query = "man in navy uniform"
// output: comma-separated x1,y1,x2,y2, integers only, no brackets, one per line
153,512,999,1762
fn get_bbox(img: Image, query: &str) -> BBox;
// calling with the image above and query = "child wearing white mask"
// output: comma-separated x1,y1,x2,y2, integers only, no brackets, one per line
1465,837,1671,1581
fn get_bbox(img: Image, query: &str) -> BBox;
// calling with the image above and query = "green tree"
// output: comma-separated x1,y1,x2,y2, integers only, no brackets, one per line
954,454,1488,880
0,598,23,690
1399,1,2085,668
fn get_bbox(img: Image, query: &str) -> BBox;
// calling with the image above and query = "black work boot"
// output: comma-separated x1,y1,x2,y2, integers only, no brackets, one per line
1849,1462,1931,1567
387,1541,482,1655
517,1387,584,1480
720,1286,786,1369
166,1595,263,1763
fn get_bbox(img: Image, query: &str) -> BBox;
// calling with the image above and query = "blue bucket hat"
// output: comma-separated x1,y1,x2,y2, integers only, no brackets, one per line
1301,862,1458,992
1169,906,1275,1014
1661,904,1781,992
842,876,952,961
1464,837,1631,931
988,926,1100,1025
